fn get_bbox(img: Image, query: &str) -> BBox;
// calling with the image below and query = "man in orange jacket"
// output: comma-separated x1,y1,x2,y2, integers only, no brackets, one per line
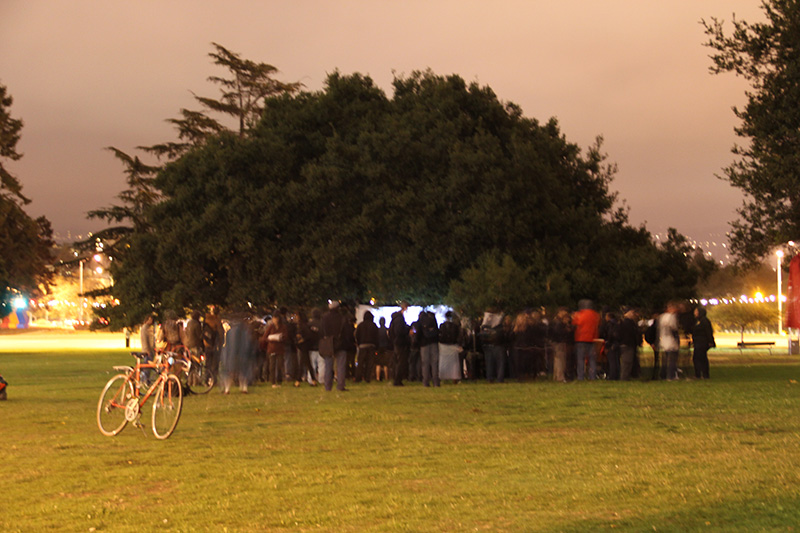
572,299,600,380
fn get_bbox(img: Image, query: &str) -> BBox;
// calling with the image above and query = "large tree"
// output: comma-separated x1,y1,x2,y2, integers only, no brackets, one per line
0,82,54,317
109,70,706,321
144,42,302,160
704,1,800,265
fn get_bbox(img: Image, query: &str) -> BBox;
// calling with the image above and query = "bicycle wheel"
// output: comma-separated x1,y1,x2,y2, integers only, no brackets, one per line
151,373,183,439
187,355,215,394
97,374,135,437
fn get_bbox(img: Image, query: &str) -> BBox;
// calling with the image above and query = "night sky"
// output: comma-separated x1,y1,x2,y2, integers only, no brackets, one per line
1,0,763,253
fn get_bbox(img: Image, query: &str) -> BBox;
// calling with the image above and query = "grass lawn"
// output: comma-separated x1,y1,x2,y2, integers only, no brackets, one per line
1,343,799,532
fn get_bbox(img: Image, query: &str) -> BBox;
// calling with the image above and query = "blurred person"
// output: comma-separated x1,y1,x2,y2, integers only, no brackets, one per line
572,299,600,381
658,302,681,381
691,307,715,379
220,315,257,394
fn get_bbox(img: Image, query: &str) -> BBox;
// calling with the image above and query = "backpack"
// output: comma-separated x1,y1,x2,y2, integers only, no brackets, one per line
439,321,460,345
420,313,438,341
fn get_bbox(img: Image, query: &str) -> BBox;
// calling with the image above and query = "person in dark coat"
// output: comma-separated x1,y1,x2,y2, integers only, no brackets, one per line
417,310,441,387
389,303,411,386
618,309,642,381
321,301,348,392
355,310,380,383
692,307,716,379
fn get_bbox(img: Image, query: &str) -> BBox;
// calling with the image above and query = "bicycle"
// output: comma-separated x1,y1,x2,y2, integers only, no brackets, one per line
97,352,186,439
167,345,216,394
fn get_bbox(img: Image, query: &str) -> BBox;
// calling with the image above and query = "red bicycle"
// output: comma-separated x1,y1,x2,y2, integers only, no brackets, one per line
97,352,186,439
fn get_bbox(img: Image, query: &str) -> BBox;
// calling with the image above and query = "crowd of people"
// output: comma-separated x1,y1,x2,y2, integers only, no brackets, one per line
138,297,716,394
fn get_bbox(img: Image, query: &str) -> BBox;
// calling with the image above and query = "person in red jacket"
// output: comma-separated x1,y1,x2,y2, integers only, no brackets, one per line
572,299,600,380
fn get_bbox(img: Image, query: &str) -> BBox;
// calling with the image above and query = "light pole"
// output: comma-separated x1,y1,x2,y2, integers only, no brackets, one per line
777,249,784,334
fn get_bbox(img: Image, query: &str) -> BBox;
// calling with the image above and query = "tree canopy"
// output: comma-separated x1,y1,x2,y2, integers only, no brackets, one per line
104,68,709,323
704,1,800,265
0,82,54,317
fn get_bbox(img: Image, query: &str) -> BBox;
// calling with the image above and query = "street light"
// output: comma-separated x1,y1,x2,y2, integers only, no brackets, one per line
777,249,785,334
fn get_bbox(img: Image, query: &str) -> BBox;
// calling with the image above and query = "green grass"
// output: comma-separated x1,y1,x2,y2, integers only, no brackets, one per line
1,347,800,532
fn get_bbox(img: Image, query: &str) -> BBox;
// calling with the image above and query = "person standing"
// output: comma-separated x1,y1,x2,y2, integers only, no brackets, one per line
600,311,621,381
159,310,183,352
355,310,379,383
418,309,441,387
658,302,681,381
220,315,256,394
139,314,156,386
691,307,715,379
548,308,572,383
438,311,462,383
261,312,289,388
480,308,506,383
389,303,411,386
308,308,324,385
572,299,600,381
295,310,317,387
203,306,224,377
618,309,642,381
183,310,204,356
322,301,348,392
376,316,392,382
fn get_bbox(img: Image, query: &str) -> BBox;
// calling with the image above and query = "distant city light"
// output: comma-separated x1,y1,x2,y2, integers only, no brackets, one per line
13,297,27,309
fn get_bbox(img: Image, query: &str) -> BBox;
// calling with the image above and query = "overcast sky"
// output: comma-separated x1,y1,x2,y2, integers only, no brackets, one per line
1,0,764,249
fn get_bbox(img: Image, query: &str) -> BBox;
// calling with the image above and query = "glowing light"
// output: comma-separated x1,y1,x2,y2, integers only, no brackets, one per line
13,297,27,310
755,292,764,301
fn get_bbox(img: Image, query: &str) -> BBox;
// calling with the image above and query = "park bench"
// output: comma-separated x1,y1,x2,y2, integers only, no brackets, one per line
736,341,775,355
